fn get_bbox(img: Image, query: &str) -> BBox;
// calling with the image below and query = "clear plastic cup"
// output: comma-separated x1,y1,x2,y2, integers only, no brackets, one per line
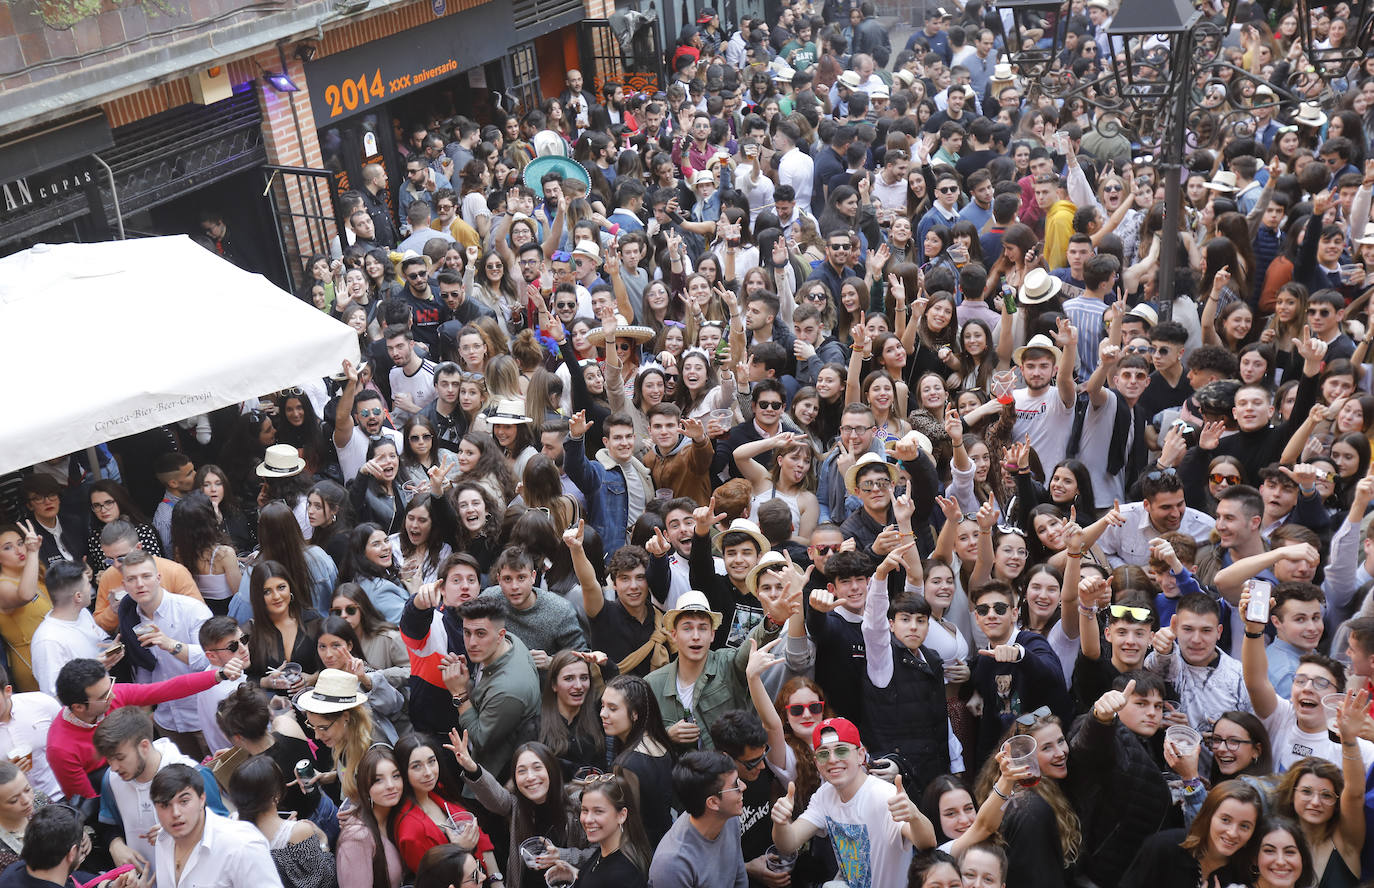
1340,264,1361,284
1323,693,1345,742
520,837,552,868
1165,724,1201,758
765,845,798,872
1003,734,1042,790
7,744,31,764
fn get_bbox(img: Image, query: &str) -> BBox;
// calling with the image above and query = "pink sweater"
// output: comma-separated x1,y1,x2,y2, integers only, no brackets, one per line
47,670,218,798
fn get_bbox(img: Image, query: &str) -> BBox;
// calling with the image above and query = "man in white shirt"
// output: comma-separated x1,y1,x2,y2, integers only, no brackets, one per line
117,551,212,757
95,707,230,873
31,561,119,698
773,122,813,212
1242,588,1374,772
331,359,404,481
0,663,61,801
385,326,438,424
1010,319,1079,473
196,617,248,755
1098,470,1217,568
152,764,283,888
870,148,909,217
770,717,927,886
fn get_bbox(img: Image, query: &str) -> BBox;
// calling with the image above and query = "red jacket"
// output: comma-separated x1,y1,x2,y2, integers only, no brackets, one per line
48,669,218,798
391,791,495,874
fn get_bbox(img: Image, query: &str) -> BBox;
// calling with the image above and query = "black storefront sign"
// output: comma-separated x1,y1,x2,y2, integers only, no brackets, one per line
1,163,97,214
304,1,518,124
0,112,114,247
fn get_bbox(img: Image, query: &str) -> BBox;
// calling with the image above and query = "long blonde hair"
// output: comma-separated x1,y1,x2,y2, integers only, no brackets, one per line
975,713,1082,865
332,704,376,803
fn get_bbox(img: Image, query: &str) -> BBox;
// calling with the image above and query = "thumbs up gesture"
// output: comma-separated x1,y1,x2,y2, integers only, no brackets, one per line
771,781,797,824
887,775,918,824
1093,678,1136,725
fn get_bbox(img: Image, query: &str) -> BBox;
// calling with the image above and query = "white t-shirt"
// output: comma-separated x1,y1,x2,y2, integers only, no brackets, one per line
389,359,438,424
733,163,776,221
461,191,490,230
338,426,404,482
1012,386,1075,475
871,174,908,215
31,611,108,697
1076,389,1129,509
799,775,911,888
1260,697,1374,772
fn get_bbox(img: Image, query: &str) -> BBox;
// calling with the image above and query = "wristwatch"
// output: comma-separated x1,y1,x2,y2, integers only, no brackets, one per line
171,642,184,656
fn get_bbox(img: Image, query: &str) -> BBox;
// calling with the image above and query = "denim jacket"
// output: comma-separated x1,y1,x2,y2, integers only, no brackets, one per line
565,435,651,556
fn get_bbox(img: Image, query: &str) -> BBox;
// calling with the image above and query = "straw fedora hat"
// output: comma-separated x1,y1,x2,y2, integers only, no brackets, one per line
1013,334,1064,367
838,70,862,90
663,589,722,630
745,550,789,596
844,452,899,495
294,669,368,714
586,314,656,346
256,443,306,478
720,518,771,555
1018,268,1063,305
486,399,534,426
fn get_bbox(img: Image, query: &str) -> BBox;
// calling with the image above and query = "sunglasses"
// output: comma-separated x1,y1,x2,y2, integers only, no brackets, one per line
810,544,839,555
1307,307,1333,317
209,636,251,654
995,524,1027,538
1209,473,1241,486
805,291,829,302
738,745,771,769
330,605,360,617
937,185,960,194
406,271,428,280
1015,705,1052,726
409,433,433,442
974,602,1012,616
358,407,384,418
573,767,617,784
1108,604,1152,622
814,744,855,762
1103,184,1123,192
1144,467,1178,481
787,701,825,717
756,400,784,410
827,243,852,250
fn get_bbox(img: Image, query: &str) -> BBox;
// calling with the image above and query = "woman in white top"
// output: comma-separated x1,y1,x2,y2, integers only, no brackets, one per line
733,432,820,541
171,492,241,616
673,348,734,420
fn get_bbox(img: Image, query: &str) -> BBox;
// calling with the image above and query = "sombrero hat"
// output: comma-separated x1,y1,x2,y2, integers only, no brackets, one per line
523,156,592,199
586,314,656,346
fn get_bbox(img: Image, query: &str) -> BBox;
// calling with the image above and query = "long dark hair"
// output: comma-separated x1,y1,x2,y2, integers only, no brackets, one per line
539,651,604,758
248,560,308,669
274,392,326,471
1207,710,1273,783
170,492,230,571
458,431,517,503
451,482,500,549
604,675,673,765
258,501,314,610
341,523,401,584
316,615,364,664
88,479,149,526
307,480,351,554
393,733,462,806
330,582,397,638
506,742,579,868
581,773,654,874
355,745,403,888
396,494,456,579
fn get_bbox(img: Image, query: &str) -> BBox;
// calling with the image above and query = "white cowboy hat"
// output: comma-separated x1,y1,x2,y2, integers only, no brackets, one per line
844,452,899,496
1294,102,1327,128
719,518,771,556
486,399,534,425
663,589,723,630
691,169,716,187
294,669,368,714
1018,268,1063,305
257,443,306,478
992,62,1016,82
586,314,656,346
1013,333,1064,367
1203,170,1238,192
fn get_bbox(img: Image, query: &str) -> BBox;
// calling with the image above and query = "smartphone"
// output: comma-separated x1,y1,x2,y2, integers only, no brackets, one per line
1245,580,1273,623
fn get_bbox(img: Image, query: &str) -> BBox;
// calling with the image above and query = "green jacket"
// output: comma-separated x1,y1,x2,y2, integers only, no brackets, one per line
646,620,781,753
458,632,541,781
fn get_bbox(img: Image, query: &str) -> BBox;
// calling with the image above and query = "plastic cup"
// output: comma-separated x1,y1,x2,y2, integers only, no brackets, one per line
447,809,476,835
545,872,573,888
1340,264,1361,284
655,488,675,500
133,624,155,637
7,745,31,764
765,845,798,873
710,407,734,427
1003,734,1042,790
1323,693,1345,742
520,837,552,868
1165,724,1201,758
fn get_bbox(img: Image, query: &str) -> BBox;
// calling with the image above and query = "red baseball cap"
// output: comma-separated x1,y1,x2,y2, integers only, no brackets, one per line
812,717,862,750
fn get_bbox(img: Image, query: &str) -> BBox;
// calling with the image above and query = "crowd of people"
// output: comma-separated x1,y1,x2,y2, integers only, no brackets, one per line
11,0,1374,886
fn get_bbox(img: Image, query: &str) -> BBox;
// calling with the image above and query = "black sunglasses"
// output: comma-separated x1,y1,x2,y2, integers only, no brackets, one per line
330,605,360,617
974,602,1011,616
1015,705,1052,726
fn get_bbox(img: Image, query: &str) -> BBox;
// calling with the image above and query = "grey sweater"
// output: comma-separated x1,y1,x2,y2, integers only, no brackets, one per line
478,588,587,656
647,812,748,888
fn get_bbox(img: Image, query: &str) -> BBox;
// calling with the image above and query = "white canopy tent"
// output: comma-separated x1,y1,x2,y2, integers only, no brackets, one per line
0,235,360,477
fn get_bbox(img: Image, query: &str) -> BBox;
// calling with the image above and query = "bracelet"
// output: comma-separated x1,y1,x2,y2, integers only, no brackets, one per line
1299,485,1316,497
952,439,965,449
897,530,914,537
991,784,1010,800
1343,749,1363,761
1078,603,1098,615
1066,550,1084,559
1244,630,1264,639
